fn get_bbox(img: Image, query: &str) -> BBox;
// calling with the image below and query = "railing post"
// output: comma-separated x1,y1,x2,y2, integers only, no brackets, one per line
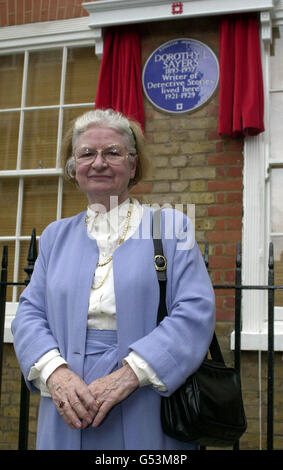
234,242,242,374
18,229,37,451
267,242,274,450
0,245,8,403
233,241,242,451
204,242,209,270
199,242,210,452
24,228,37,284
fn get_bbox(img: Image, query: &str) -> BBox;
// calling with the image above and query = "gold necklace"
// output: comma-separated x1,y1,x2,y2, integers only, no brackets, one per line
92,263,113,290
86,200,134,266
99,203,133,266
86,200,134,289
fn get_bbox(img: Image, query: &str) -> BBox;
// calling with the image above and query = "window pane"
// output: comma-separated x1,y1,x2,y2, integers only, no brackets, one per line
272,236,283,307
270,94,283,161
65,47,100,104
62,105,93,134
0,112,20,170
270,26,283,89
0,179,18,235
62,180,87,218
26,49,62,107
60,106,94,169
21,109,58,169
0,54,24,109
271,169,283,233
21,178,57,236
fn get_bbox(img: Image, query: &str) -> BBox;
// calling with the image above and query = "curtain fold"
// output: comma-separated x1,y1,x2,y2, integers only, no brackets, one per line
218,14,264,138
94,25,145,131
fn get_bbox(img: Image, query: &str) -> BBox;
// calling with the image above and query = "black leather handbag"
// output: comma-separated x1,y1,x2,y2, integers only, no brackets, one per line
152,210,247,447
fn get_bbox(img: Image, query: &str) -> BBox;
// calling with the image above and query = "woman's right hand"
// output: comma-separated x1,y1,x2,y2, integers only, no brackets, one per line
46,365,99,429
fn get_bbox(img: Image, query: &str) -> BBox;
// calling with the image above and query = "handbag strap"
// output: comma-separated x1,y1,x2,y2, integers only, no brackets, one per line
153,209,168,325
152,209,225,364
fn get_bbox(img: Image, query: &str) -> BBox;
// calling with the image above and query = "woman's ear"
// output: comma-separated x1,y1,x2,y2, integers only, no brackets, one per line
130,155,138,180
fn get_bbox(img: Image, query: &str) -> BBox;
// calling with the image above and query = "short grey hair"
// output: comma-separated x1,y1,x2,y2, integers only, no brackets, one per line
65,109,137,179
62,108,147,188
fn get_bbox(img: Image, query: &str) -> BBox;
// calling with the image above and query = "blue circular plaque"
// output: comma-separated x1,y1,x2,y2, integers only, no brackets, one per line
142,38,219,114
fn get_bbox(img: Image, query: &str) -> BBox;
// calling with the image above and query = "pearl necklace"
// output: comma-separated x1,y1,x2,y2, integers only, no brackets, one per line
85,200,134,289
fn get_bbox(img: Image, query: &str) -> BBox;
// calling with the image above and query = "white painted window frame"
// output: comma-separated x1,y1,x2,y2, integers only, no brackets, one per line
231,8,283,351
0,17,96,342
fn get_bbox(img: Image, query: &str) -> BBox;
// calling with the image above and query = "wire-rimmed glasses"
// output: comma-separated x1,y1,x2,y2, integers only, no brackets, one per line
74,144,133,166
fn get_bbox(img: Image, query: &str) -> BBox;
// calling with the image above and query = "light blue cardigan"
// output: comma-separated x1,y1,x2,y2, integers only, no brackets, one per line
12,206,215,450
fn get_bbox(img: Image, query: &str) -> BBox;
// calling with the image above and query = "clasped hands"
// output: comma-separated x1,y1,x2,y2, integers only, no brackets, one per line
46,364,139,430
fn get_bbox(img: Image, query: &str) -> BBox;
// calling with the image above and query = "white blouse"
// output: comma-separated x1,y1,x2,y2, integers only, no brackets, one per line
28,198,166,396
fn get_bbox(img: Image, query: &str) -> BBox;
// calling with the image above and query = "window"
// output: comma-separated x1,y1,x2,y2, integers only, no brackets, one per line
269,26,283,319
236,14,283,351
0,19,100,341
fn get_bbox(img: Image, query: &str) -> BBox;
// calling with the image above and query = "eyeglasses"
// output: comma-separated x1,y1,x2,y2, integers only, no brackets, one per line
74,144,133,166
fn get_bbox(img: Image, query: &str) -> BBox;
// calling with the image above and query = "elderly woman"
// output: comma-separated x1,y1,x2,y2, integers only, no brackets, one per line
12,109,215,450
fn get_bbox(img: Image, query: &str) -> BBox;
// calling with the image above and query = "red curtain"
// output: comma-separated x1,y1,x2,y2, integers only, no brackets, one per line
218,14,264,138
94,25,145,131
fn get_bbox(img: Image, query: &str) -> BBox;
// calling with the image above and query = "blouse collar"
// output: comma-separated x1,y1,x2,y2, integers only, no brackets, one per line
86,198,133,238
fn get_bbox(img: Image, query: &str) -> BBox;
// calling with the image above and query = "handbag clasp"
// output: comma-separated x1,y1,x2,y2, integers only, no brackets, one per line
154,255,167,271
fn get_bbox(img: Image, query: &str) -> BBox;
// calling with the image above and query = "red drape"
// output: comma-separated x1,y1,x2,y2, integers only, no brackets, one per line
94,26,145,131
218,14,264,138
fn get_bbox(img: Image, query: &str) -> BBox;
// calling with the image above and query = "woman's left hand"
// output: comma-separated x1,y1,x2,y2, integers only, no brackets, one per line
88,363,139,427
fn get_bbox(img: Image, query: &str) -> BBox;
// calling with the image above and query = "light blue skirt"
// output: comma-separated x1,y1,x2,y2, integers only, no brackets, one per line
36,329,197,450
81,329,124,450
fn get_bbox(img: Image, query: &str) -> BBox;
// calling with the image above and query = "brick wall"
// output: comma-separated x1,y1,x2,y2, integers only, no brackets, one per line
0,344,40,449
135,17,244,322
0,0,96,26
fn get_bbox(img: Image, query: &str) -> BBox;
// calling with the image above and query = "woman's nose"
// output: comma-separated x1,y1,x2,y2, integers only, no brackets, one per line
91,152,108,169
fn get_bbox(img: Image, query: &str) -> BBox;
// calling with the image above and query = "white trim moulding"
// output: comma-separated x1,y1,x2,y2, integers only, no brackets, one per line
83,0,276,57
0,16,95,55
272,0,283,24
230,329,283,351
4,303,18,343
0,169,64,178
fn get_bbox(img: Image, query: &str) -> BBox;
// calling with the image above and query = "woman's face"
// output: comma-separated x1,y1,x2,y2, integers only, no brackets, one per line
74,126,137,206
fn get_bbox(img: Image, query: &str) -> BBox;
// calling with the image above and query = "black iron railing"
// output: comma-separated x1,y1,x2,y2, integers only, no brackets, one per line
0,229,37,450
0,233,283,450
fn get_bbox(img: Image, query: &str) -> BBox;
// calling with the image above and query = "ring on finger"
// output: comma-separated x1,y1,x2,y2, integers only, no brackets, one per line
95,399,102,408
59,400,65,409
